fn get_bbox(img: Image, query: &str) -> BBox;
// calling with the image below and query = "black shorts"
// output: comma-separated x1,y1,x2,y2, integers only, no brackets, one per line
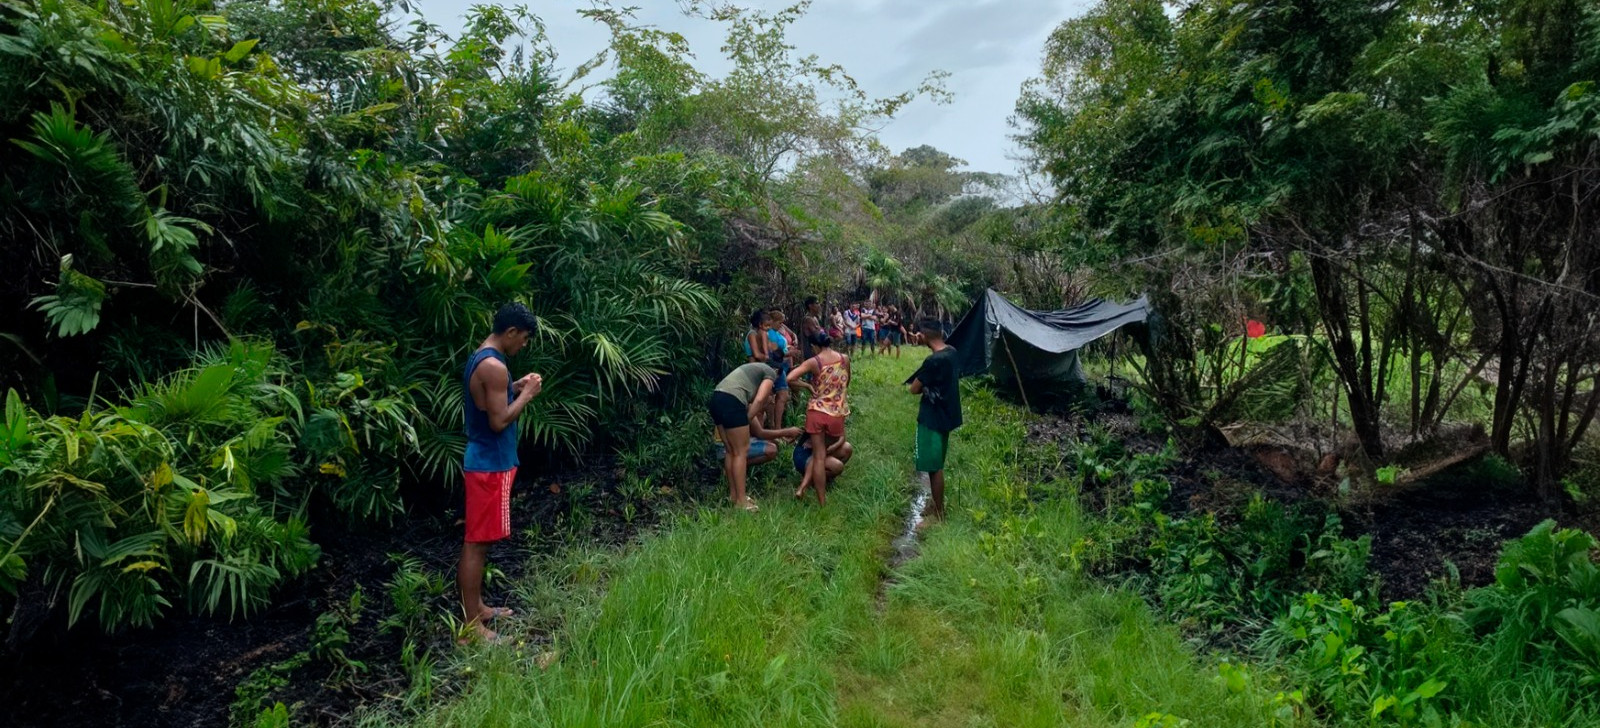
708,391,749,428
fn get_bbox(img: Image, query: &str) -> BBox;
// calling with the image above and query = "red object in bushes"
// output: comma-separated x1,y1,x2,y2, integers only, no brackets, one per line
1245,319,1266,338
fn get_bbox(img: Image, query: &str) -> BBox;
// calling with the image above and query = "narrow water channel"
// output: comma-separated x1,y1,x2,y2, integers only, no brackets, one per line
889,471,932,568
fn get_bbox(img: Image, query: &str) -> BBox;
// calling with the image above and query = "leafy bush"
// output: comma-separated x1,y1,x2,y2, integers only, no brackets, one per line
1061,426,1373,633
0,0,742,635
1259,521,1600,726
0,341,319,631
1466,520,1600,684
1057,413,1600,726
617,401,717,487
378,555,449,641
1262,595,1457,727
1145,502,1370,632
230,654,307,728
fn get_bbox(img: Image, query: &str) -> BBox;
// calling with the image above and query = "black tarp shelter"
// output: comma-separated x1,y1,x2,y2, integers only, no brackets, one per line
945,289,1151,397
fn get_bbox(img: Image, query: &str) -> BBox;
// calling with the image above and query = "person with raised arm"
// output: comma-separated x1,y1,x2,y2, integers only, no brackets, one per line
880,304,904,358
458,303,542,643
787,331,850,505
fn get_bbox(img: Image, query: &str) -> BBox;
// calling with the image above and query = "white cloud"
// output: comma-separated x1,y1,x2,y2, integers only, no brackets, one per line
409,0,1093,174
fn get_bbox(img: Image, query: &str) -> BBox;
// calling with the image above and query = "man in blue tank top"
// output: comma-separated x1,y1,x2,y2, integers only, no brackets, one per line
459,303,542,643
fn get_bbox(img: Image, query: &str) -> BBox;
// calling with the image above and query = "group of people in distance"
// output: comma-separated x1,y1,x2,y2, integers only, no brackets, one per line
827,300,908,358
710,299,960,518
453,301,962,642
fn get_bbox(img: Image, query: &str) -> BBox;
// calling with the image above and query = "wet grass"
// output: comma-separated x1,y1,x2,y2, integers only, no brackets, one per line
380,353,1292,728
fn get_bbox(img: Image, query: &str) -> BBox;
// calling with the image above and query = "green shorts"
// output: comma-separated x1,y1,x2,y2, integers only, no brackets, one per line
914,423,950,473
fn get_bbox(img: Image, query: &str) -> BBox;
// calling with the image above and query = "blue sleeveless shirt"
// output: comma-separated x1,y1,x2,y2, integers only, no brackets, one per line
463,347,518,473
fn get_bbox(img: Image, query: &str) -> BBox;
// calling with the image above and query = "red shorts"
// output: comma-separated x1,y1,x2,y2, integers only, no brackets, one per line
464,468,515,543
805,409,845,438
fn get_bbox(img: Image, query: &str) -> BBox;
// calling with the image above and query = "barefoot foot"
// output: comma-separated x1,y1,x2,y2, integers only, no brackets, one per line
457,621,502,645
478,606,514,622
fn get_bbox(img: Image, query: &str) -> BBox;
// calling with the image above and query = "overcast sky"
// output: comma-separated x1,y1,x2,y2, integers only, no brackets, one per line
408,0,1092,176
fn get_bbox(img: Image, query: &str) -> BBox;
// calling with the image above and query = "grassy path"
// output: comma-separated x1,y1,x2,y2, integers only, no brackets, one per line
402,354,1284,727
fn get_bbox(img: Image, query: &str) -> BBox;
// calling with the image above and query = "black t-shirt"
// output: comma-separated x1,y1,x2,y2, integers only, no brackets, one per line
912,346,963,433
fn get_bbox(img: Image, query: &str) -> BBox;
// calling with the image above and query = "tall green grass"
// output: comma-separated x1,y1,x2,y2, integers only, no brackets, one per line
381,354,1292,727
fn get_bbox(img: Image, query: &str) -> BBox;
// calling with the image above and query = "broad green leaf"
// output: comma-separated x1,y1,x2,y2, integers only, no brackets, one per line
183,490,209,544
1556,607,1600,662
148,462,174,490
2,389,31,461
1412,679,1447,700
224,38,258,63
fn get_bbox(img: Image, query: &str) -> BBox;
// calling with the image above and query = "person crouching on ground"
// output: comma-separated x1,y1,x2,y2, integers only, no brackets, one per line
787,331,850,506
709,353,803,512
792,433,853,499
907,319,962,522
459,303,542,643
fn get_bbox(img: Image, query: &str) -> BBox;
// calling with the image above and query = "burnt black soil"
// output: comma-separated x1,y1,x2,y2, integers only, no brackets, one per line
1022,410,1585,602
1355,468,1567,600
1,459,710,728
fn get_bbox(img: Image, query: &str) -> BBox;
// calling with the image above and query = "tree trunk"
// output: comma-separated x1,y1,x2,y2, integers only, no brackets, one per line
1310,255,1384,460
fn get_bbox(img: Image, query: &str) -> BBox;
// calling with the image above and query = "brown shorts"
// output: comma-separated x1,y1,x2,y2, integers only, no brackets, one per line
464,468,515,543
805,409,845,438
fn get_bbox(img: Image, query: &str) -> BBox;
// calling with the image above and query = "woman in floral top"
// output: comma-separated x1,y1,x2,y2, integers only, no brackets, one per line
787,331,851,505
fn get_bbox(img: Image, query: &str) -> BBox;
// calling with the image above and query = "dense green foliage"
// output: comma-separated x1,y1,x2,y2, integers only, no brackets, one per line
0,0,981,636
0,343,318,628
1049,423,1600,725
1016,0,1600,495
5,2,1598,728
1005,3,1600,717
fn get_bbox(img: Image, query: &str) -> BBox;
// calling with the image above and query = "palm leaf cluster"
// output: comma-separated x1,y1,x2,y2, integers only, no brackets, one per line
0,0,997,640
1,341,317,631
0,0,871,634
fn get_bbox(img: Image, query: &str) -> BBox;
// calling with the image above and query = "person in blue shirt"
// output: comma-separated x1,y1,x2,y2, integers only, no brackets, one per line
458,303,542,643
743,308,769,364
764,307,793,428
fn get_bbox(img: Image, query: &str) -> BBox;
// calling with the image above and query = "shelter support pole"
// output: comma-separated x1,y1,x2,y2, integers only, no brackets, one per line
1000,331,1033,411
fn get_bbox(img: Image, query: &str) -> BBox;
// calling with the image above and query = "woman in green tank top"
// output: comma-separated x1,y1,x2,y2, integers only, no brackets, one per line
708,358,802,511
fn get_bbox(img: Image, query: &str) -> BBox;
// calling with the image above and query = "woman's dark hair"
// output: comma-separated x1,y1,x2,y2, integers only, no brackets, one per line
493,303,539,334
804,295,818,308
809,331,833,349
749,308,766,328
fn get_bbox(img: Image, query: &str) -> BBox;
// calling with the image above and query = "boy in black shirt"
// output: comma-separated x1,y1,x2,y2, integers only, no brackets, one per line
907,319,962,521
